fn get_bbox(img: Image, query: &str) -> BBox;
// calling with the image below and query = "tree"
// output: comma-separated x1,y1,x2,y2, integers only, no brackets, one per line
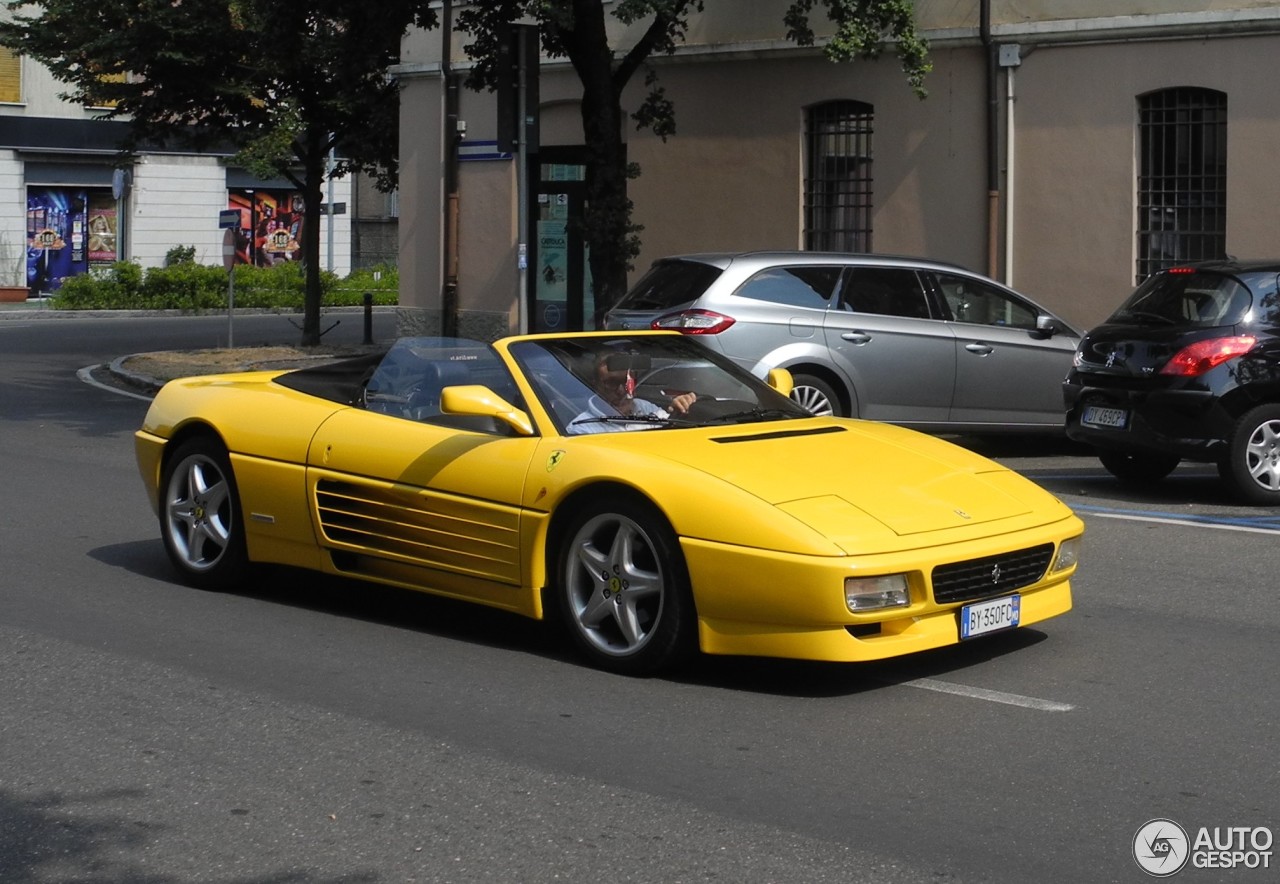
0,0,438,346
456,0,930,324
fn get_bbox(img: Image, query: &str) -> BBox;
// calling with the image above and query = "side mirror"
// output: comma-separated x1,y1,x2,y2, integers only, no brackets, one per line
766,367,794,397
1033,314,1058,338
440,385,535,436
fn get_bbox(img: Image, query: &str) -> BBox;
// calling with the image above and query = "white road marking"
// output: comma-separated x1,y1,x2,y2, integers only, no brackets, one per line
903,677,1075,712
1080,509,1280,535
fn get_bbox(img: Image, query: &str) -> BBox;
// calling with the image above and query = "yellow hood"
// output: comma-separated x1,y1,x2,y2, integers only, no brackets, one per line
611,420,1051,542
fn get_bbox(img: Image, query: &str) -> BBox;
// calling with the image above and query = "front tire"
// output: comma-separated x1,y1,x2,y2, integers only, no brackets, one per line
555,495,696,676
1220,404,1280,505
1097,449,1179,486
159,436,250,589
790,373,841,417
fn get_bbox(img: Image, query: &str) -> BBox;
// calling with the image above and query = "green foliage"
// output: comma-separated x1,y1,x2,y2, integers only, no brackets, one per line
164,245,198,266
48,261,398,311
785,0,931,98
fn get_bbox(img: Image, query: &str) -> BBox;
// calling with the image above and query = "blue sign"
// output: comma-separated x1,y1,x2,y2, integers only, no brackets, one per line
459,140,513,162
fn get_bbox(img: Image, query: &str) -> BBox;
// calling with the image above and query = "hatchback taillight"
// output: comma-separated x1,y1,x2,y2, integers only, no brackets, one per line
651,309,736,335
1159,335,1257,376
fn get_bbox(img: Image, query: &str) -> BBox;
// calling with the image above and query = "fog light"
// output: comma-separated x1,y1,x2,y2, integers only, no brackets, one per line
1052,536,1082,572
845,574,910,612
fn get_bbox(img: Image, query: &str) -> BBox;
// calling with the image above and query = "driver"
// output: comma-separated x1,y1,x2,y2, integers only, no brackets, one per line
567,351,696,435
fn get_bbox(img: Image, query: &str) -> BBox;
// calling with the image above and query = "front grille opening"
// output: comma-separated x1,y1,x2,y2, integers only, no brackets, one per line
931,544,1054,605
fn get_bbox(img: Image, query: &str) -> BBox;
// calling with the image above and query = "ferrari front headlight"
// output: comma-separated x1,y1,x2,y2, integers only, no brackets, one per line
845,574,910,612
1051,535,1082,572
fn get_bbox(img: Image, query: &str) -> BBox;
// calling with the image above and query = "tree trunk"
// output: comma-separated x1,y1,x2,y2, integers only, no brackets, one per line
576,45,632,327
298,136,327,347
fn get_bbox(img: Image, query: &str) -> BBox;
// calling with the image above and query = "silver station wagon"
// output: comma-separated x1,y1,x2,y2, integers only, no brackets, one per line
604,251,1081,433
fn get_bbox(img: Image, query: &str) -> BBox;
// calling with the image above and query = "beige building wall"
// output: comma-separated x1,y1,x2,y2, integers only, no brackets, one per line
1012,33,1280,326
396,2,1280,336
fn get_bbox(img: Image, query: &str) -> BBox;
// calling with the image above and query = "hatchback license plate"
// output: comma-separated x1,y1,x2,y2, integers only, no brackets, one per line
1082,405,1128,429
960,595,1021,639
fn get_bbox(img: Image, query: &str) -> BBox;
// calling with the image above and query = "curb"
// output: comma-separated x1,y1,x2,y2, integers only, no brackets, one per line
108,355,165,396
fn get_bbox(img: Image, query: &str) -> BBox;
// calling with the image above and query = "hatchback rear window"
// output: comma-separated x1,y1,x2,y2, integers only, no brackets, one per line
615,260,722,310
1110,270,1253,328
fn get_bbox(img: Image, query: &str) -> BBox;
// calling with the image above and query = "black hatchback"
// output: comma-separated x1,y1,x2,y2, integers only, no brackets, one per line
1064,261,1280,504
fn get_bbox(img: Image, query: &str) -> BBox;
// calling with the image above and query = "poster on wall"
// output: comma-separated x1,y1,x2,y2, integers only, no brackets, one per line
87,193,118,265
227,190,304,266
536,219,569,331
27,188,90,295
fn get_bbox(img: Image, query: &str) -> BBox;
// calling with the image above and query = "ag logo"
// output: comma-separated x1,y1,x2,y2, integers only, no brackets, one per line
1133,818,1190,877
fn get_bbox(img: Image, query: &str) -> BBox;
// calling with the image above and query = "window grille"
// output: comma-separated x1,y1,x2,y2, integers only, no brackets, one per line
805,101,873,253
1137,88,1227,282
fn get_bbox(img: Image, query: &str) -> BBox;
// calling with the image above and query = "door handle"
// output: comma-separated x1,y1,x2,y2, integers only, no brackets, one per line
841,332,872,344
964,342,994,356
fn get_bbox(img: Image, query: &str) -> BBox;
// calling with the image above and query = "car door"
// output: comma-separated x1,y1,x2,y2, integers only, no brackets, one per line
305,408,542,596
932,271,1079,428
822,266,955,422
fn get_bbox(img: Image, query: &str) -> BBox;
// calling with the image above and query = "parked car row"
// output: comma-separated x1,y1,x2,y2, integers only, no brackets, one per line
610,252,1280,505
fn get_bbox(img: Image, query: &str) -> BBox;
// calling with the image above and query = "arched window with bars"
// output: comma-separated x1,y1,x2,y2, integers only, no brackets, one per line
804,100,874,253
1137,87,1227,282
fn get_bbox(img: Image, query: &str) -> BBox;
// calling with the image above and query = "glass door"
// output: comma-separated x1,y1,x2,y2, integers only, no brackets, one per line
532,149,593,331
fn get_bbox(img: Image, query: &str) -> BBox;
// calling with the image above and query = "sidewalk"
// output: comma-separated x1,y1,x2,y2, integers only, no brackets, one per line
4,300,394,393
0,298,132,319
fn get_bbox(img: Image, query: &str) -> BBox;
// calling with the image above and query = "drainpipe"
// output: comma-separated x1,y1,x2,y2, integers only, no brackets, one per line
981,0,1000,280
1004,60,1016,286
441,0,460,336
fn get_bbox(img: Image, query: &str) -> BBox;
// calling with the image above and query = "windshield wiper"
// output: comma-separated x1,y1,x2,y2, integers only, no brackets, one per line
702,407,803,425
568,414,681,429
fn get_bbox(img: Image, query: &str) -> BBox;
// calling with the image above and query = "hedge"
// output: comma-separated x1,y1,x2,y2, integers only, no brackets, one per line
50,259,398,311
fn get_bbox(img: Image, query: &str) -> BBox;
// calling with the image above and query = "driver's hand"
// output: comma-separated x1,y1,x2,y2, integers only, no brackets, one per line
668,391,697,414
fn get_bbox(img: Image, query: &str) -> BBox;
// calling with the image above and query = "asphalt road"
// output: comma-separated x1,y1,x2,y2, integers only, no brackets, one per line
1,312,1276,883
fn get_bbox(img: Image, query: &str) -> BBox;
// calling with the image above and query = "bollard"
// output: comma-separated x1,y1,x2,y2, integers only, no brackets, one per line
363,291,373,345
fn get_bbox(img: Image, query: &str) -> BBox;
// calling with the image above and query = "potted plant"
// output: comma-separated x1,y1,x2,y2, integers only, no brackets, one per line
0,229,29,302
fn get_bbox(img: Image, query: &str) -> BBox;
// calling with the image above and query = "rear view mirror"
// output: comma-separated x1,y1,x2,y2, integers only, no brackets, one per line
766,367,794,397
440,385,535,436
1034,314,1058,338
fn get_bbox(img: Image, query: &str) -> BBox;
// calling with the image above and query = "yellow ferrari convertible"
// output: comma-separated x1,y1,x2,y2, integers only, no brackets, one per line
136,331,1082,675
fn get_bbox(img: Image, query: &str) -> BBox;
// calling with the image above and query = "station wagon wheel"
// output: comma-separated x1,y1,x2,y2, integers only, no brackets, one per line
1220,404,1280,505
790,373,841,417
159,437,250,590
557,496,696,675
1097,449,1179,486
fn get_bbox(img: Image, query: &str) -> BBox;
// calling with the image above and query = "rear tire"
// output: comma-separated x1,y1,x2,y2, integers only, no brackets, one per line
1097,449,1180,486
1220,404,1280,505
159,436,250,590
790,373,842,417
554,494,697,676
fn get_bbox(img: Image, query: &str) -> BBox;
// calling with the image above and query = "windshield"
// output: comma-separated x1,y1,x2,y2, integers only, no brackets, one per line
1110,270,1254,327
509,334,811,435
362,337,521,420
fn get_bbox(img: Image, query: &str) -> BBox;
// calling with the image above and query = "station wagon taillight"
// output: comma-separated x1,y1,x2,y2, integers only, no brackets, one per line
651,309,736,335
1160,335,1257,376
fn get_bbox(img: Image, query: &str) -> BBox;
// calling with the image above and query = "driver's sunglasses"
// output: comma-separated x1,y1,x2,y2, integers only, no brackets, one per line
601,368,636,395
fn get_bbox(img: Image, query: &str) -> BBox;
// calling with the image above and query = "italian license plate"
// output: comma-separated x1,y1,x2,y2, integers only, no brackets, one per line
1082,405,1128,429
960,595,1021,639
